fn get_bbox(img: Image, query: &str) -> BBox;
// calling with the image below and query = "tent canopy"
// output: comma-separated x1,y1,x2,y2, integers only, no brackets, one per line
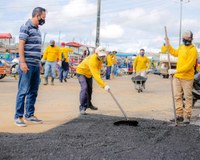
116,53,137,57
65,42,84,48
0,33,12,39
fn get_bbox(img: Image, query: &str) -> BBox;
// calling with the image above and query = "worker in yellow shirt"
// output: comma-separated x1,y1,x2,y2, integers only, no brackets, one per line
111,51,117,78
161,43,167,53
42,40,60,85
106,52,113,79
166,31,198,124
133,49,150,77
58,42,73,83
76,46,110,115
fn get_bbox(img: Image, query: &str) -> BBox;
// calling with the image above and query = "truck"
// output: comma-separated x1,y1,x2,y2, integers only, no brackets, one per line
159,53,177,78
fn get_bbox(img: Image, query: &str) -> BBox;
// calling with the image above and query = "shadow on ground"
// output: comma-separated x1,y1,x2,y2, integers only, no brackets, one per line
0,114,200,160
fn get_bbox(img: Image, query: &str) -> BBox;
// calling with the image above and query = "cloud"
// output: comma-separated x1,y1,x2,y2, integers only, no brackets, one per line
97,24,124,39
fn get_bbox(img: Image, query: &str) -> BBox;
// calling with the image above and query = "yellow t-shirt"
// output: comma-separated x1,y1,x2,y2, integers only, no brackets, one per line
107,54,113,66
43,46,60,62
76,54,106,88
168,44,198,80
161,45,167,53
112,55,117,64
59,47,73,62
133,55,150,72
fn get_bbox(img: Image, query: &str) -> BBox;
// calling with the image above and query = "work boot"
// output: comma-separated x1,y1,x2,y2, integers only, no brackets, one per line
170,116,184,123
183,116,190,124
43,77,48,85
51,78,54,85
88,105,98,110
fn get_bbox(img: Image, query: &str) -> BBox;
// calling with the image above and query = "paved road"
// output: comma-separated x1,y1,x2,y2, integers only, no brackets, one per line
0,74,200,133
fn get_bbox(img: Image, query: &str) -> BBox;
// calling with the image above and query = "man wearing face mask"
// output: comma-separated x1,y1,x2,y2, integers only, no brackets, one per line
166,31,198,124
76,46,110,115
42,40,60,85
133,49,150,77
15,7,46,127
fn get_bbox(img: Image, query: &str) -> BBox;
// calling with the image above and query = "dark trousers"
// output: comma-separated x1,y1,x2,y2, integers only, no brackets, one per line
77,74,93,111
106,66,112,79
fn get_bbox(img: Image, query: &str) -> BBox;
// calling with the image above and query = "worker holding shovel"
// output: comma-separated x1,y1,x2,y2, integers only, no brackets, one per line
76,46,110,115
166,31,198,124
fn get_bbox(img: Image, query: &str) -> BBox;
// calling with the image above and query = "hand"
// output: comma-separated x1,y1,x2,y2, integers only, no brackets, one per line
41,59,45,63
168,69,176,75
58,61,62,67
133,69,136,73
104,85,110,91
20,62,29,73
165,37,170,46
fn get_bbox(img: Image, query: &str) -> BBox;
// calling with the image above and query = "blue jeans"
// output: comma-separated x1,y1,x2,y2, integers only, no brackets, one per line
59,67,68,81
106,66,112,79
44,61,56,78
59,62,69,81
15,64,40,119
77,74,93,111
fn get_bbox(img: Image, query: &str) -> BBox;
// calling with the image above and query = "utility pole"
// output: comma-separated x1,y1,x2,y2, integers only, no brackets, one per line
58,31,61,47
42,32,46,52
95,0,101,47
178,0,190,46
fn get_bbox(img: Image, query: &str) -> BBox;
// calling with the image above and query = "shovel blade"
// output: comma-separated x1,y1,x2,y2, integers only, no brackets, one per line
114,120,138,126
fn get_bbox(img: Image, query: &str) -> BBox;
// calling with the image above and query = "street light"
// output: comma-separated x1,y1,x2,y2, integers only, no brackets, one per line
178,0,190,46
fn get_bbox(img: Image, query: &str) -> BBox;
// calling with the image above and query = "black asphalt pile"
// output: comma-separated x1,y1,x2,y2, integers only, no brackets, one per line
0,114,200,160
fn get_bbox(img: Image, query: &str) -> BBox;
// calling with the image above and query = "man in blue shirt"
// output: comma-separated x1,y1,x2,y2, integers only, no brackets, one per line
15,7,46,127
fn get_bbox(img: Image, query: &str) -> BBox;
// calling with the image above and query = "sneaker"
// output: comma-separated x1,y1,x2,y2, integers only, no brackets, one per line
80,110,87,115
15,117,27,127
170,116,184,123
25,116,43,124
183,117,190,124
88,105,98,110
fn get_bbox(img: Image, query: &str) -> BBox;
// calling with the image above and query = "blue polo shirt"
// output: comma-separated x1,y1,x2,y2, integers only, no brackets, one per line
19,19,42,66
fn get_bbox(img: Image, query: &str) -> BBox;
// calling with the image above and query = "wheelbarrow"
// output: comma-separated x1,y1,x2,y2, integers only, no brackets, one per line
131,75,147,93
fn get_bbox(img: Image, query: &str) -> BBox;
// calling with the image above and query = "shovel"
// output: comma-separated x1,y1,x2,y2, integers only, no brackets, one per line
108,90,138,126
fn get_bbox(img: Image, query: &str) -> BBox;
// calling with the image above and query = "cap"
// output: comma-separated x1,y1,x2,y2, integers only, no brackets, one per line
182,30,193,39
95,46,107,56
50,40,55,45
61,42,65,46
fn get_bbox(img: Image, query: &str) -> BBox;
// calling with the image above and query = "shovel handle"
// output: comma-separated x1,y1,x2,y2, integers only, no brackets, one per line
108,90,129,120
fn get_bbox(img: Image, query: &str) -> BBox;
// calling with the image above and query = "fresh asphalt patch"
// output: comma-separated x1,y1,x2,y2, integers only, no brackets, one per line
0,114,200,160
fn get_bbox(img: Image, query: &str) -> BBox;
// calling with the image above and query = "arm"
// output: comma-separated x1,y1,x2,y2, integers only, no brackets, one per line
19,40,29,73
133,57,137,71
167,45,179,57
42,47,48,60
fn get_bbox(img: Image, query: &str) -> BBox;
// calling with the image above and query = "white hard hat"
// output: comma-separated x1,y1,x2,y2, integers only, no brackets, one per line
95,46,107,56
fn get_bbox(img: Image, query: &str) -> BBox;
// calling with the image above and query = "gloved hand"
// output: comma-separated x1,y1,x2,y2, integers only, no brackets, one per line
41,59,46,63
168,69,176,75
104,85,110,91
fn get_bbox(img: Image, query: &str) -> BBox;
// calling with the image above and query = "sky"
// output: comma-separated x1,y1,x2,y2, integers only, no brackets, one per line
0,0,200,53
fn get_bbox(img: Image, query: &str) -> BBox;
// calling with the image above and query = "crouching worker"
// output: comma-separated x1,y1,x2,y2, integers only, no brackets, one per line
166,30,198,124
76,46,110,115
